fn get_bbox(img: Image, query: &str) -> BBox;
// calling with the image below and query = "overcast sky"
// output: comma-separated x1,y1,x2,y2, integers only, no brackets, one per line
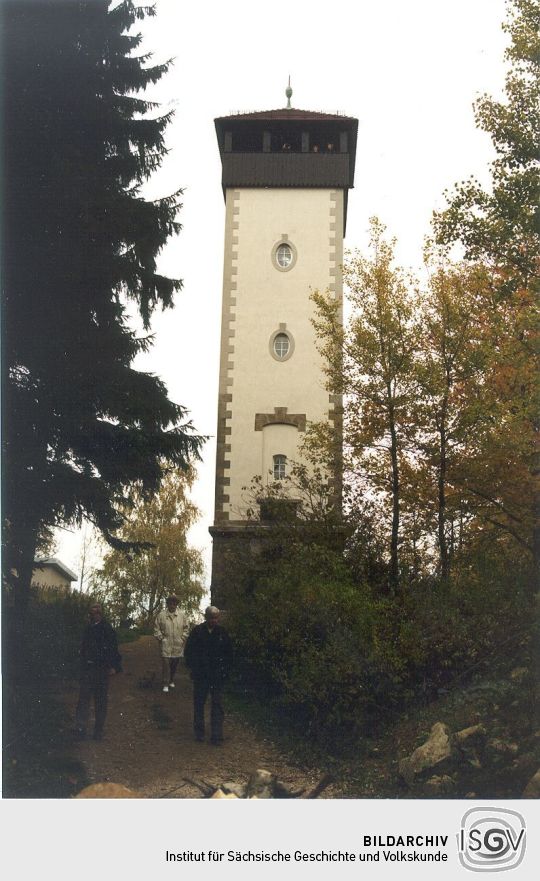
56,0,508,588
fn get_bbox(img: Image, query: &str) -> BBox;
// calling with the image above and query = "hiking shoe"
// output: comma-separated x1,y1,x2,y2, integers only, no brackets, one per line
162,685,169,693
210,737,224,746
195,733,205,742
73,727,86,740
168,682,175,688
92,731,103,741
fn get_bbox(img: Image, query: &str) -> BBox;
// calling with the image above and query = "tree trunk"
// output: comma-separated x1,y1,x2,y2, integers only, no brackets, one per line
438,418,450,581
532,486,540,597
388,393,400,594
532,437,540,596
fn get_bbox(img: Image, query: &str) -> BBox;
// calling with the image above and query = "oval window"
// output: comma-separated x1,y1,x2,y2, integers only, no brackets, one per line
273,332,290,359
276,243,292,268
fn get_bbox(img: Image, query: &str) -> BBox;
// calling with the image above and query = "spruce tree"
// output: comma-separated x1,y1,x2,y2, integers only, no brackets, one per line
2,1,202,618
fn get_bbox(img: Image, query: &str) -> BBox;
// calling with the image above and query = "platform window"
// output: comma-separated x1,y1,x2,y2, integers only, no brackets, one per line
273,454,287,480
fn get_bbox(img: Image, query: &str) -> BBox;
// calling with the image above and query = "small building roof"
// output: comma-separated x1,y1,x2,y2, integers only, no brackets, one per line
33,557,78,582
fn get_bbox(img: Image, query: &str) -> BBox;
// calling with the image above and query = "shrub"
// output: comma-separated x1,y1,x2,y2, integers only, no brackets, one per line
226,537,533,747
228,542,389,742
22,586,93,680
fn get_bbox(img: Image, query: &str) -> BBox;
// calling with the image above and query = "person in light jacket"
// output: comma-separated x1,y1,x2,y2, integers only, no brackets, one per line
154,594,186,693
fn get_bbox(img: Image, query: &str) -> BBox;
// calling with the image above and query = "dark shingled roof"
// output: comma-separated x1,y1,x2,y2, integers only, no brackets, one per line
216,108,355,122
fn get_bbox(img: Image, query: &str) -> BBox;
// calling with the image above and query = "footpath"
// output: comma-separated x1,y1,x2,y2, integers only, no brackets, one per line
64,636,339,798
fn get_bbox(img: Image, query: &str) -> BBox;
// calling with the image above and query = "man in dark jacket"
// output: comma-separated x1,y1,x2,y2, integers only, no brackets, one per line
74,603,122,741
184,606,232,745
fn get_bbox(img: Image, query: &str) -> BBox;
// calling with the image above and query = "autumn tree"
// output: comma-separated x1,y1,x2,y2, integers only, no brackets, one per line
2,2,201,621
411,261,487,579
433,0,539,289
312,218,416,592
433,0,539,578
96,468,205,625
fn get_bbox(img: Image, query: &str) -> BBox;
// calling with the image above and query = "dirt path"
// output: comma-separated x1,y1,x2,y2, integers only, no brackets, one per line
65,636,339,798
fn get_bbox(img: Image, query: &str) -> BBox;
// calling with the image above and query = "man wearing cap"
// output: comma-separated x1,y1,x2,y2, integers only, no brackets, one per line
184,606,233,744
154,595,186,693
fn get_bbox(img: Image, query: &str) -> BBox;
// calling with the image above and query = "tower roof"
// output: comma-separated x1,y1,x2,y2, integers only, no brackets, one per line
216,108,356,122
214,105,358,227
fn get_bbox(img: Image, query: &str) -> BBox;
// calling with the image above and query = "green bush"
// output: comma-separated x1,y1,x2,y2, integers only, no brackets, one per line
228,542,390,742
3,588,93,798
23,586,93,680
227,538,533,748
391,548,532,692
117,623,152,644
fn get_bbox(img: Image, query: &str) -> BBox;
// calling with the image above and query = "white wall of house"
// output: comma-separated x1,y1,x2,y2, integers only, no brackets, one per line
31,562,74,592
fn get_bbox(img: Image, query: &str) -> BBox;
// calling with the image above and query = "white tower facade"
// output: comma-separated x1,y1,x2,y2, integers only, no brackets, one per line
210,104,357,603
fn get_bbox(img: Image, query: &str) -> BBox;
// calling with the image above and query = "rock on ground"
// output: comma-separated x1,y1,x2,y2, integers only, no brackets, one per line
398,722,453,787
75,782,140,798
522,768,540,798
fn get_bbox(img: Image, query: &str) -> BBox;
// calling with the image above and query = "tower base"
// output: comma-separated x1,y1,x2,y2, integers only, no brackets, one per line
209,522,270,609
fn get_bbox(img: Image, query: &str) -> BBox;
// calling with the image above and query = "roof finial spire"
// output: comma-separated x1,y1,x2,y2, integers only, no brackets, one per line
285,75,292,109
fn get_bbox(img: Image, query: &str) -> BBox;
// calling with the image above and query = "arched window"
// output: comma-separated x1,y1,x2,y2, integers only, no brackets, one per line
273,454,287,480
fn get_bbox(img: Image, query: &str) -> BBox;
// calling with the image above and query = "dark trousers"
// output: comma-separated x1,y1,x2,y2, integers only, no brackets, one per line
193,679,224,742
75,665,110,735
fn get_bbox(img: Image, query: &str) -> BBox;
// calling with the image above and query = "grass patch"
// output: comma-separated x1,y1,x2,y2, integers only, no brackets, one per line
117,625,152,645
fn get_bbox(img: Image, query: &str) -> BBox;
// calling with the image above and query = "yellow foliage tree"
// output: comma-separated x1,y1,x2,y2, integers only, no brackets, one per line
97,467,204,625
